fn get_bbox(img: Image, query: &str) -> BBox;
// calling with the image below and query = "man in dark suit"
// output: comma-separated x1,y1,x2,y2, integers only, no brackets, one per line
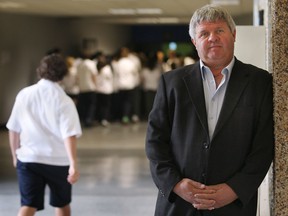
145,4,274,216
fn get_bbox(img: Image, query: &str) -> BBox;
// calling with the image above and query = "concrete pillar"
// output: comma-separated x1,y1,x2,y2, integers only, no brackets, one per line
270,0,288,215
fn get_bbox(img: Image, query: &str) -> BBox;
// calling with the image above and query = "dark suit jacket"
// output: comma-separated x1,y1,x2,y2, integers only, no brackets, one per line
145,58,274,216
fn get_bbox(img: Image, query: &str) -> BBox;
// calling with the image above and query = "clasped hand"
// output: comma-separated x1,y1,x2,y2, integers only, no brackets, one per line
173,178,238,210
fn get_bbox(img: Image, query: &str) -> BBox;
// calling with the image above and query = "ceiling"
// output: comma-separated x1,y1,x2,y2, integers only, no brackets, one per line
0,0,253,24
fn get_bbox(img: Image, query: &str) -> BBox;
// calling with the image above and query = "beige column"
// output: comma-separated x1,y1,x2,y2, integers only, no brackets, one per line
270,0,288,215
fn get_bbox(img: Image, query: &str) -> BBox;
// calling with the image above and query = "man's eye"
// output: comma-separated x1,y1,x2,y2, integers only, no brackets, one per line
200,32,208,38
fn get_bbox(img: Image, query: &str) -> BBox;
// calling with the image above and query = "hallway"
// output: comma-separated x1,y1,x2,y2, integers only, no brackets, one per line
0,122,157,216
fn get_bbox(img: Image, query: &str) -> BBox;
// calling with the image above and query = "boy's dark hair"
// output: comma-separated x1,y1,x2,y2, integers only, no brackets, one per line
37,54,68,82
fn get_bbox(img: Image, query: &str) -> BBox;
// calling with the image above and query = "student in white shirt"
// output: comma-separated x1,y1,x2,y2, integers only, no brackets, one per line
6,54,82,216
141,51,163,119
95,53,114,126
76,55,97,127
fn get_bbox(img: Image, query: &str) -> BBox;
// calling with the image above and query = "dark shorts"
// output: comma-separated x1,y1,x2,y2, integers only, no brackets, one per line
16,160,71,211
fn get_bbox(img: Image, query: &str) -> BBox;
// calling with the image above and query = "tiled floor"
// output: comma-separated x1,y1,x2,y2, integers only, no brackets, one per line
0,122,158,216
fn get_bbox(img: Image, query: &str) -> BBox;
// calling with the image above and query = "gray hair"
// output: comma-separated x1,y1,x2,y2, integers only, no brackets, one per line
188,4,236,40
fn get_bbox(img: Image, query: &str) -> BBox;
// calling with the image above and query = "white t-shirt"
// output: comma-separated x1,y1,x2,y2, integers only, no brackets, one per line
141,66,162,91
6,79,82,166
114,57,139,90
95,65,114,94
77,59,97,92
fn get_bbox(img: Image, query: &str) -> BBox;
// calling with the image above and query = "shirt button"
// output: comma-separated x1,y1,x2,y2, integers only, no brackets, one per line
203,142,209,149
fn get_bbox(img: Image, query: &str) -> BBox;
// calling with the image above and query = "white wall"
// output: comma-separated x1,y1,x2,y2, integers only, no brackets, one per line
235,26,266,69
235,26,270,216
0,14,71,124
68,18,131,55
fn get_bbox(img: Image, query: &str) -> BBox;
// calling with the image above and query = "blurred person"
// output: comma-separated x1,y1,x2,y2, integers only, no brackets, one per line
110,50,122,121
183,50,199,66
183,44,200,67
141,51,163,119
61,56,79,104
95,53,114,126
6,54,82,216
146,4,274,216
156,50,170,73
166,50,181,71
113,47,140,124
76,54,97,127
127,49,142,123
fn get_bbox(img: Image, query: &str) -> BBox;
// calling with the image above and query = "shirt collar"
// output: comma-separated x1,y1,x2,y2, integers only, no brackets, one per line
38,78,60,88
200,57,235,81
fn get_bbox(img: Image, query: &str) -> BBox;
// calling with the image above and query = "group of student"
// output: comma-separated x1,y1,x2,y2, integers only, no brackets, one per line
61,46,198,127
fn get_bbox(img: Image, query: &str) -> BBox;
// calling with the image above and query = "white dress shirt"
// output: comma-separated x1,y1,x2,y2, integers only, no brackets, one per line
6,79,82,165
200,57,235,140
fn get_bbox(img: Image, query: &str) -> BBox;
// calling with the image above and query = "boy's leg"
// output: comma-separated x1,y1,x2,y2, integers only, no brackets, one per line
17,206,37,216
55,205,71,216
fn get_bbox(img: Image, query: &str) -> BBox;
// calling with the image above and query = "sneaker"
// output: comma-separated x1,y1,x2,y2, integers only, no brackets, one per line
122,116,130,124
101,120,110,127
132,115,139,123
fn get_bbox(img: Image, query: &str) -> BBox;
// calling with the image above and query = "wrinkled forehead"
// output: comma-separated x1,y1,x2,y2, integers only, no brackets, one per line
195,19,234,33
196,17,227,25
195,19,229,29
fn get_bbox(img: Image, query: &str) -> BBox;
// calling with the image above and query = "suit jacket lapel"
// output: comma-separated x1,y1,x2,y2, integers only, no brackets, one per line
183,63,209,136
212,59,250,140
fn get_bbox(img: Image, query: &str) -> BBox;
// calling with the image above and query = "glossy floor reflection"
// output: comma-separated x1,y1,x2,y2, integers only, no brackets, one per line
0,122,157,216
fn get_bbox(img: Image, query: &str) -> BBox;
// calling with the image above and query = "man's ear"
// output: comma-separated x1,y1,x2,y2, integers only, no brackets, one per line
192,39,196,46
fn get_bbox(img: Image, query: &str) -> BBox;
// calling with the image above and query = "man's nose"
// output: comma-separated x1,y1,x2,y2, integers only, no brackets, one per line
208,32,219,42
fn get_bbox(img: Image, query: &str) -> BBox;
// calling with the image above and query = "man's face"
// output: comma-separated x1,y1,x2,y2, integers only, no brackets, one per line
192,20,236,69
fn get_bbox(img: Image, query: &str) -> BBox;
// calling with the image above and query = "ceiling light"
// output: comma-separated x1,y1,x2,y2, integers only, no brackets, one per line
109,8,136,15
136,8,162,15
71,0,92,2
210,0,240,5
109,8,162,15
137,18,158,24
137,17,179,24
158,17,179,23
0,1,25,9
